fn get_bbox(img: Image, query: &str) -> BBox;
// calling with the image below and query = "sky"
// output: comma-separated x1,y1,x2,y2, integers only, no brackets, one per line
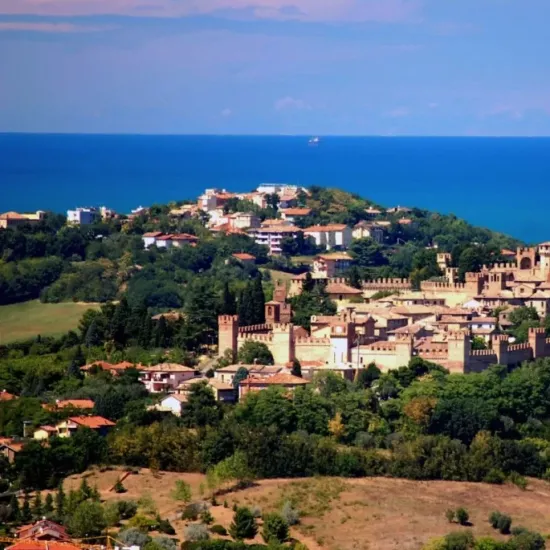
0,0,549,135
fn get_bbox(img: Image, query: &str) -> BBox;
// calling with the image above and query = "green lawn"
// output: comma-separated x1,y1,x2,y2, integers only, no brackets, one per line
262,269,296,283
0,300,100,344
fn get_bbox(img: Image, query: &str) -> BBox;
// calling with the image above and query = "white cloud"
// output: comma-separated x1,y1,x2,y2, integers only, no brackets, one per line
221,108,232,117
274,96,311,111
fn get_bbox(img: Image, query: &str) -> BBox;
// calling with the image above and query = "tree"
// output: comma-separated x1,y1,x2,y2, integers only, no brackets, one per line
355,363,381,388
139,313,153,348
328,412,345,441
32,491,43,518
220,281,237,315
104,502,121,528
181,382,221,428
171,480,192,503
251,276,266,324
21,491,32,522
238,341,274,365
110,297,131,346
152,316,168,348
262,513,289,544
68,500,107,538
291,358,302,378
445,509,455,523
348,266,362,289
207,451,255,493
233,367,250,391
472,336,488,351
229,507,258,540
455,508,469,526
44,493,54,515
350,239,386,268
55,482,66,519
9,494,20,523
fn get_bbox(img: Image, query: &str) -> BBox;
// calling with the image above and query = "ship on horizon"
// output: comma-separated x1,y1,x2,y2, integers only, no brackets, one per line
308,136,320,146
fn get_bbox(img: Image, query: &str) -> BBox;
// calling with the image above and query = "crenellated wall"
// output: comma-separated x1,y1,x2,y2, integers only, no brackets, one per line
363,278,412,291
295,337,331,362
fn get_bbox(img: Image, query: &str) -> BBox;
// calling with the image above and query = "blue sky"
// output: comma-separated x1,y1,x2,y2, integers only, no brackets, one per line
0,0,549,135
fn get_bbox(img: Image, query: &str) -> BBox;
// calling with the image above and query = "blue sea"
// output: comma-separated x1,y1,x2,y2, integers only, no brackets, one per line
1,134,549,243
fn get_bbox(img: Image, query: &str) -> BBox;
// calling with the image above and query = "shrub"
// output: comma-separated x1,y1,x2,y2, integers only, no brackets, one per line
250,506,262,518
114,478,127,494
455,508,469,526
117,500,138,519
118,527,152,547
158,518,176,535
229,507,257,540
446,509,455,523
210,525,228,536
262,514,289,544
508,472,527,490
510,530,545,550
173,481,192,503
152,537,177,550
280,501,300,526
489,512,511,535
200,510,214,525
223,501,228,509
183,502,208,521
483,469,505,485
442,531,474,550
185,524,210,542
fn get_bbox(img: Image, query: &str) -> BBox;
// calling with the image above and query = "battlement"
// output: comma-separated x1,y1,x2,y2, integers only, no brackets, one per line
447,329,470,339
421,281,467,291
238,333,273,343
465,272,484,281
295,337,331,345
492,334,509,343
362,278,411,290
363,343,397,352
272,322,293,332
470,350,497,357
238,323,272,334
507,342,531,351
529,327,546,335
219,315,238,324
517,246,536,254
546,338,550,345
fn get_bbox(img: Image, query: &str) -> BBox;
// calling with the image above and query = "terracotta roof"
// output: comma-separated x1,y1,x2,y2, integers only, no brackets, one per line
69,416,115,429
8,542,81,550
80,360,114,372
305,224,348,232
316,253,353,261
365,207,382,214
0,211,29,220
170,233,198,241
387,323,427,335
36,425,57,433
0,439,24,452
45,399,94,410
0,389,17,401
470,316,497,323
325,282,363,295
162,394,188,403
140,363,197,373
253,225,300,234
281,208,311,216
398,218,413,225
501,248,516,256
142,232,163,238
241,373,308,386
151,311,185,321
232,253,256,261
16,519,69,541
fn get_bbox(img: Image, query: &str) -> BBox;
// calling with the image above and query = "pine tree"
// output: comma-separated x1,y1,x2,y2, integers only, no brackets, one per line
44,493,54,515
139,311,153,348
153,316,168,348
348,265,362,289
251,276,266,324
110,297,130,346
128,303,148,340
9,493,20,523
73,345,86,367
21,491,32,522
220,281,237,315
84,320,101,348
237,288,252,326
32,492,43,519
79,478,92,501
90,484,101,502
291,358,302,378
303,272,315,292
55,483,66,519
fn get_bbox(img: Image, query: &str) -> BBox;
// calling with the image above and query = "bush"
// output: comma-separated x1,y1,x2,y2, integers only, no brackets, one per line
200,510,214,525
119,527,152,547
210,525,228,536
446,509,455,523
508,472,527,490
158,518,176,535
483,469,505,485
185,524,210,542
489,512,511,535
152,537,177,550
114,478,127,494
229,507,257,540
117,500,138,519
262,514,289,544
510,530,545,550
280,501,300,526
250,506,262,518
182,502,208,521
455,508,469,526
173,480,192,503
442,531,474,550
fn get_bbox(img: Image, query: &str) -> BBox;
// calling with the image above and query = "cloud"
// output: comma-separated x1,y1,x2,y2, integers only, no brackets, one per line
386,106,409,118
0,0,422,22
274,96,311,111
221,108,232,117
0,21,114,32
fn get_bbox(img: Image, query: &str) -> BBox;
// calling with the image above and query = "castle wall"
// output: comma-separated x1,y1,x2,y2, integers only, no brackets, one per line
363,278,411,293
295,337,331,363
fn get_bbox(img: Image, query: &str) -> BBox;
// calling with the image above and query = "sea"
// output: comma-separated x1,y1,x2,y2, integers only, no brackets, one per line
1,134,549,243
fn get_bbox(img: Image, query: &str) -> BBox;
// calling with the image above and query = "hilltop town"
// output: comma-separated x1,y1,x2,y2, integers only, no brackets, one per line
2,184,550,550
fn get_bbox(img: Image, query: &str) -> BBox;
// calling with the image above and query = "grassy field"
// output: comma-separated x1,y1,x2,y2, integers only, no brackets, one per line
262,268,296,284
0,300,100,344
64,468,550,550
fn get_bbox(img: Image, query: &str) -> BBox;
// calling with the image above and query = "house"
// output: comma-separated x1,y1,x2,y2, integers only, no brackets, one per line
280,208,312,223
313,253,354,277
139,363,199,393
304,224,352,250
55,416,115,438
142,231,163,248
0,211,45,229
364,207,382,218
43,399,94,412
80,361,135,377
387,206,412,214
232,253,256,265
176,378,236,403
142,233,198,249
239,373,308,398
67,207,100,225
213,364,285,385
352,222,384,244
33,425,58,441
257,183,300,195
16,519,70,541
0,438,24,463
156,394,188,416
0,389,17,401
170,205,198,218
248,226,301,255
325,280,363,303
228,212,260,230
8,542,81,550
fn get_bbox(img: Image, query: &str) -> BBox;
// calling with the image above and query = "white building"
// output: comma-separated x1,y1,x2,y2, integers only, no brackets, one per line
67,207,101,225
139,364,199,393
228,212,261,230
352,222,384,244
304,224,352,250
142,233,198,249
248,225,301,255
257,183,300,195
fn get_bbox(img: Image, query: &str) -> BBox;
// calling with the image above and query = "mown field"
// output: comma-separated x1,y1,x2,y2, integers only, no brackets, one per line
0,300,99,344
65,468,550,550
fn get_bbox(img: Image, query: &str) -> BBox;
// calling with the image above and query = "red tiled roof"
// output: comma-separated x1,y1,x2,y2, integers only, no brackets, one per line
241,373,308,386
316,253,353,261
140,363,197,373
37,425,57,433
254,226,300,234
0,212,29,220
44,399,94,411
233,253,256,260
170,233,198,241
69,416,115,429
325,282,363,295
80,361,113,372
8,543,80,550
281,208,311,216
16,519,69,541
305,224,348,232
0,389,17,401
142,232,163,238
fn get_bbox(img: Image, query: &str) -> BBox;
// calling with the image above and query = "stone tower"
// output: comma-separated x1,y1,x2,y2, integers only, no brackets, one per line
218,315,238,359
538,242,550,279
447,330,471,373
271,323,295,364
330,322,355,364
516,246,537,270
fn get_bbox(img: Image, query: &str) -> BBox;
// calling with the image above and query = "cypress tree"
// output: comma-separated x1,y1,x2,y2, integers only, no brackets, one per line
220,281,237,315
291,358,302,378
44,493,54,515
251,276,265,324
153,316,168,348
21,491,32,522
237,288,251,326
55,482,65,519
32,492,43,518
110,297,130,345
139,311,153,348
128,304,148,340
348,265,362,289
9,493,20,523
84,320,101,348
